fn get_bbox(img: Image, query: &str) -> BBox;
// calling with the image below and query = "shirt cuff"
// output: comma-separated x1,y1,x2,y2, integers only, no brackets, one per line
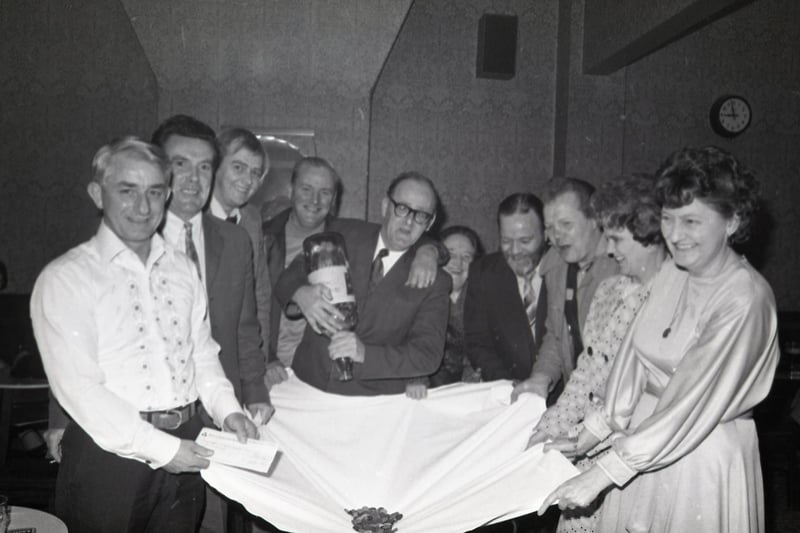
136,424,182,469
595,448,638,487
583,410,613,441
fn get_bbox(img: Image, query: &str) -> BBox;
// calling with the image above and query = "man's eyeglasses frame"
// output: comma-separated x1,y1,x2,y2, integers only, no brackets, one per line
387,196,434,226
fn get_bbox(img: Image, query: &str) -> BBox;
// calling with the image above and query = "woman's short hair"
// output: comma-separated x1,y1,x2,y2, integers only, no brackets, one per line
439,225,484,258
92,137,169,185
591,174,663,246
655,146,759,243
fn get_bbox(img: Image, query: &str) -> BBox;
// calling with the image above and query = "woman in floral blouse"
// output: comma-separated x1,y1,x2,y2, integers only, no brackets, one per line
527,175,667,533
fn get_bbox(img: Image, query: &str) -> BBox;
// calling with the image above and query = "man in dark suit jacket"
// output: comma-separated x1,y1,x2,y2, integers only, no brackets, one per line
275,172,450,395
264,158,446,388
152,115,272,533
209,128,272,352
152,114,271,416
464,193,548,382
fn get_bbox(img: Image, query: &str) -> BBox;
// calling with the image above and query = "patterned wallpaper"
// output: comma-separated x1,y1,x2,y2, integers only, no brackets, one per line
564,0,800,309
581,0,746,73
0,0,158,292
120,0,412,221
369,0,559,252
3,0,796,309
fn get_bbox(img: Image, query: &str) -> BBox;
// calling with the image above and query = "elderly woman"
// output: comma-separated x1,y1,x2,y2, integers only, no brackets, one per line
526,175,666,533
406,226,482,399
539,146,779,533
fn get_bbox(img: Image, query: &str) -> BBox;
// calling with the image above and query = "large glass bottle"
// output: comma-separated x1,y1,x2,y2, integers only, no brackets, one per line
303,232,358,381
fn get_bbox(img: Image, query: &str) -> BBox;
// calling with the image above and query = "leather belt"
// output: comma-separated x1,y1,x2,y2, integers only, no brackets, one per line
140,402,197,430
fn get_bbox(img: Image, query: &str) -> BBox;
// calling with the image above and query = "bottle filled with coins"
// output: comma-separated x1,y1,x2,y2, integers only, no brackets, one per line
303,232,358,381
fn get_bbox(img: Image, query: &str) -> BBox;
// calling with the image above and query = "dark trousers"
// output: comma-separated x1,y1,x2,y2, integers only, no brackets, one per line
56,415,205,533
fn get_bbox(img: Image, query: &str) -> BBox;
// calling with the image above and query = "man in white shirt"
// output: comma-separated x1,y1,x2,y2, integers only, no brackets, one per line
209,128,272,352
30,137,257,532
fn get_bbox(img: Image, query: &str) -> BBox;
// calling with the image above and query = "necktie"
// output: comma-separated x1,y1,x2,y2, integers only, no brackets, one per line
522,278,537,343
184,221,202,280
369,248,389,294
225,214,238,224
564,262,582,365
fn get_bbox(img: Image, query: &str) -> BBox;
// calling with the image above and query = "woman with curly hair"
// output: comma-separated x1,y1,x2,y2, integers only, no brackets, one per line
526,174,666,533
539,146,779,533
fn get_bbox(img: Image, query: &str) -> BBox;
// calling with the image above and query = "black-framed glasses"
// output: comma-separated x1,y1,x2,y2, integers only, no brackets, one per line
388,196,434,225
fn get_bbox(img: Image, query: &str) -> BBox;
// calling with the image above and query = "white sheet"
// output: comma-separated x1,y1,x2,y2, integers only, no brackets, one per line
203,373,578,533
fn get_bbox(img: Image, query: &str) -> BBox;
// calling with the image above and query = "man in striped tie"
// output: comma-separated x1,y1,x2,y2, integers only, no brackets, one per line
464,193,548,383
152,115,273,532
512,178,619,404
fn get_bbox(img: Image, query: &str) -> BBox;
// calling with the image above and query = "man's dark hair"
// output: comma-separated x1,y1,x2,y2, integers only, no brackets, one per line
150,114,220,170
497,193,544,227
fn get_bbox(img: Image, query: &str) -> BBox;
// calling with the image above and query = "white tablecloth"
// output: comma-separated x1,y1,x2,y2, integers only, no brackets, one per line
203,374,578,533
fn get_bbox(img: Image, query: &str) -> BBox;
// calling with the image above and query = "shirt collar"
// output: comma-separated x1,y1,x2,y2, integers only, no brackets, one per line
95,220,165,265
209,196,240,222
515,265,541,284
166,210,202,232
374,232,406,274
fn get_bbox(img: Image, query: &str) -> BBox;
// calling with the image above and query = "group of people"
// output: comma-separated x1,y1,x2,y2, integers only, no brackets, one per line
30,111,778,533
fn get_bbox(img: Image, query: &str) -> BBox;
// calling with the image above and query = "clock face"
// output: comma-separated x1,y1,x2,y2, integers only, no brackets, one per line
710,96,751,137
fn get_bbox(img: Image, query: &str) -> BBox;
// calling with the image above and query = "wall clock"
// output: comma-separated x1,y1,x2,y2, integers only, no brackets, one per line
709,95,751,138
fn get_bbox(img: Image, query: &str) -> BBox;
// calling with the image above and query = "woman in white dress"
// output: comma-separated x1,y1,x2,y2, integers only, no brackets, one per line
539,146,779,533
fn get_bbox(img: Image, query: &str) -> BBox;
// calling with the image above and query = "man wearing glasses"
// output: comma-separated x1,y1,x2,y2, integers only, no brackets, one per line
274,172,451,395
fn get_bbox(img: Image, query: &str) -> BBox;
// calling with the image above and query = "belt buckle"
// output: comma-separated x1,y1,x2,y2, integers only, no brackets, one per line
157,409,183,430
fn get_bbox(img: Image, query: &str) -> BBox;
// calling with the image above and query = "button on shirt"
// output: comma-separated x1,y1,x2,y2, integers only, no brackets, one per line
30,222,241,469
163,211,207,281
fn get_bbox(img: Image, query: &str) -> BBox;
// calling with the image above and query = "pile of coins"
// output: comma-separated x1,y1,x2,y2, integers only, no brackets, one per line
346,506,403,532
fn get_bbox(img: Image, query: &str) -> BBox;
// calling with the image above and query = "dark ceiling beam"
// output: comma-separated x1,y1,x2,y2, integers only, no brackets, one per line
582,0,754,75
